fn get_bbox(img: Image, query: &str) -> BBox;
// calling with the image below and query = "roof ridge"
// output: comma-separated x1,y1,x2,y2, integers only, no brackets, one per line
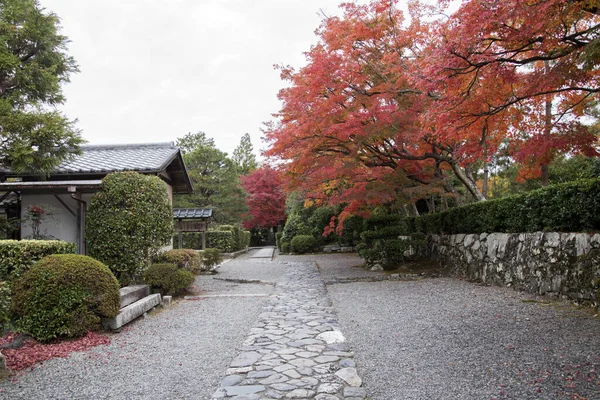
81,142,175,150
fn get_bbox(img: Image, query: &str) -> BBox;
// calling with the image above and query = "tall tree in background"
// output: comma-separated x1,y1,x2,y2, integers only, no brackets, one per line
240,166,286,230
174,132,246,223
232,133,257,175
0,0,83,174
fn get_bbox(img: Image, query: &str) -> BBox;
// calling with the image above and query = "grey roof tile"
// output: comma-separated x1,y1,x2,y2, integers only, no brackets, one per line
54,142,178,174
173,208,213,219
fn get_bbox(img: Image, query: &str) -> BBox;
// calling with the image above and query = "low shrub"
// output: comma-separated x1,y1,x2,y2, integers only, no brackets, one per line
11,254,120,342
290,235,317,254
280,242,290,253
0,240,77,282
142,263,195,295
0,281,10,326
200,248,223,271
156,249,202,274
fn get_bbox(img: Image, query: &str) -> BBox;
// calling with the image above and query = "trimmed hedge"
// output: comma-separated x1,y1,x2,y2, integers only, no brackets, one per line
142,263,195,295
290,235,317,254
87,172,174,285
0,240,76,282
11,254,120,342
0,281,10,325
173,227,250,252
357,179,600,266
407,178,600,234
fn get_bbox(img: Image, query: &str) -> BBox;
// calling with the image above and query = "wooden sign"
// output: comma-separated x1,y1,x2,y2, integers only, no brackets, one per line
175,220,206,232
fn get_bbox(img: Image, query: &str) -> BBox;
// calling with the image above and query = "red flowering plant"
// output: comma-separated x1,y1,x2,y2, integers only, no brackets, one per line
24,204,56,240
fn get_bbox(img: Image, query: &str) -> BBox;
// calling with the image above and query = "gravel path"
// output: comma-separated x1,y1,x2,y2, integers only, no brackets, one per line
2,251,599,399
321,261,600,399
0,256,281,400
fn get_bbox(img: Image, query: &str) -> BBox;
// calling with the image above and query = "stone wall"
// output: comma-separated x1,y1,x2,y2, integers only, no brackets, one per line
428,232,600,303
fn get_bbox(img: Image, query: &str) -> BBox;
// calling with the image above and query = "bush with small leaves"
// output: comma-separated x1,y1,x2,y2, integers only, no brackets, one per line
156,249,202,274
142,263,195,295
11,254,120,342
200,248,223,272
290,235,318,254
0,281,10,326
0,240,76,282
87,171,173,284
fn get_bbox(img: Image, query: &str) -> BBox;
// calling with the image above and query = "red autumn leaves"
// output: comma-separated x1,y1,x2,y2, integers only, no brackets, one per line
264,0,599,216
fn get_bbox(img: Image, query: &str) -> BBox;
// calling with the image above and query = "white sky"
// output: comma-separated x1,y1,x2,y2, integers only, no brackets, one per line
40,0,365,157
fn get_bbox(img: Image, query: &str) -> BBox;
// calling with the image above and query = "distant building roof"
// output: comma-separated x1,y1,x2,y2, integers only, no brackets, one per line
173,208,213,219
0,142,193,194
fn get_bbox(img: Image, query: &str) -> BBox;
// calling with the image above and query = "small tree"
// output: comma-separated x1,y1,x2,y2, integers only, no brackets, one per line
87,172,173,284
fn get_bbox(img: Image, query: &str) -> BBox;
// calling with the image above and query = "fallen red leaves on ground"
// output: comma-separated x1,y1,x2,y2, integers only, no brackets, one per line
0,331,111,371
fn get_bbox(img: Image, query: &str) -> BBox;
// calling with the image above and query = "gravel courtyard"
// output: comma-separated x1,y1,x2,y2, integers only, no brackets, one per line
0,250,598,399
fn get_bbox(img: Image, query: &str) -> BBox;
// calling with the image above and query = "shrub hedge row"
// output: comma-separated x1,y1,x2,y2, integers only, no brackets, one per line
362,179,600,237
173,226,250,252
408,179,600,234
0,240,76,281
357,179,599,267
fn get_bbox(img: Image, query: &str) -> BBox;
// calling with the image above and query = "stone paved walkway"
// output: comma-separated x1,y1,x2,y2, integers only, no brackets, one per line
212,261,366,400
249,247,276,259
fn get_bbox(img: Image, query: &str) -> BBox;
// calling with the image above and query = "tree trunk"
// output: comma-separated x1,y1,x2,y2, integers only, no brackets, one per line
482,162,489,199
541,164,549,187
450,162,486,201
541,62,552,187
411,202,420,216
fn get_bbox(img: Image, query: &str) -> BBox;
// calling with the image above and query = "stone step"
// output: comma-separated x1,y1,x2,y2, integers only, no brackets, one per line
119,285,150,308
103,293,161,330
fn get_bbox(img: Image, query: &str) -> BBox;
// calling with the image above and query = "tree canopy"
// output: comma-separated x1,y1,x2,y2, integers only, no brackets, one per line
174,132,247,223
264,0,599,223
0,0,83,174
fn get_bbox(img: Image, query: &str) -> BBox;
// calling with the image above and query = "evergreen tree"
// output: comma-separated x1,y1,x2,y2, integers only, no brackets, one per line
0,0,83,173
232,133,257,175
174,132,246,223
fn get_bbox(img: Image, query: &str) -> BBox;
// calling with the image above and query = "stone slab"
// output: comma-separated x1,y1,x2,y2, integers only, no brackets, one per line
103,293,161,330
119,285,150,308
249,247,275,259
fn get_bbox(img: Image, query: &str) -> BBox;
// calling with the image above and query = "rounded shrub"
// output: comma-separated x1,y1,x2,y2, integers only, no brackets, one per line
200,248,223,272
87,171,174,284
280,242,290,254
290,235,317,254
142,263,195,295
157,249,202,274
11,254,120,342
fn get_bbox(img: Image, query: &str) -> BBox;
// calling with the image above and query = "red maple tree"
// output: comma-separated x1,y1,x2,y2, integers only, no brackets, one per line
240,166,286,230
265,0,599,223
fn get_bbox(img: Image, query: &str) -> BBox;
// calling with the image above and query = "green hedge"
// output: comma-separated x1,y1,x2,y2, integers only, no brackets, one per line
87,171,174,284
173,227,250,252
0,240,77,281
407,178,600,234
357,179,600,266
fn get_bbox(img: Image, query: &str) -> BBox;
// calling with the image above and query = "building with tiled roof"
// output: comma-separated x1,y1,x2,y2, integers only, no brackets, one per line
0,142,193,253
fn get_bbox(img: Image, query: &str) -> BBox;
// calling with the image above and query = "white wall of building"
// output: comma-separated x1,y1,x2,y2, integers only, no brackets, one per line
20,193,92,245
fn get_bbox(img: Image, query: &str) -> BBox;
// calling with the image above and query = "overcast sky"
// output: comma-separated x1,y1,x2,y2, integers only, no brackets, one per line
40,0,364,157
